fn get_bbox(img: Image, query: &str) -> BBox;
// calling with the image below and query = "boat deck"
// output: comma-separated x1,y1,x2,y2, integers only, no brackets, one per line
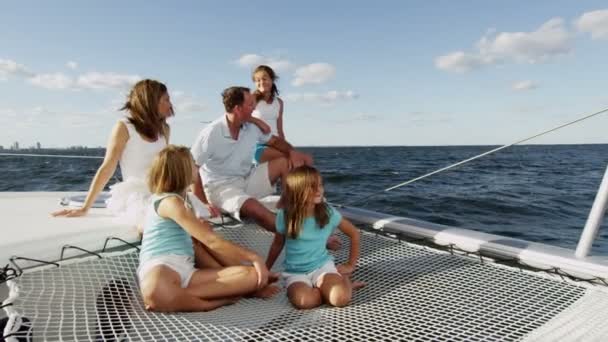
3,192,608,341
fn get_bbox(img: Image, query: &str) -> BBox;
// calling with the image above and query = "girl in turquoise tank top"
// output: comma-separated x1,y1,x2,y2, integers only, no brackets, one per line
138,145,279,313
265,165,366,310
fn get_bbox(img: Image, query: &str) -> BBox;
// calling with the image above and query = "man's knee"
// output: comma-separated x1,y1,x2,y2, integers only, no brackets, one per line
240,198,275,231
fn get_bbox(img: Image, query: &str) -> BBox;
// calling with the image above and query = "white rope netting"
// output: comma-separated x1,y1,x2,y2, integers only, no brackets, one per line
1,223,595,341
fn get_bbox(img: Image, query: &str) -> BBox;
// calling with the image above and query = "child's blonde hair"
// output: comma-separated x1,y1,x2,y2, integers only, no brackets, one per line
147,145,194,194
280,165,330,239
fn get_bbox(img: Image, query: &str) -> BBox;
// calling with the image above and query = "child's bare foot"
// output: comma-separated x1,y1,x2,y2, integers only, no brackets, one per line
253,284,281,299
326,235,341,251
352,281,366,290
268,272,280,283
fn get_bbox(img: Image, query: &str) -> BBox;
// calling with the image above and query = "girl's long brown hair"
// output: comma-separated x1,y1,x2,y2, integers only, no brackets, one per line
252,65,280,103
121,79,170,141
280,165,330,239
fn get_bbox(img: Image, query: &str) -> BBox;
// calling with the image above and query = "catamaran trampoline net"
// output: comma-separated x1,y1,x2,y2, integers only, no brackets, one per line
1,224,593,341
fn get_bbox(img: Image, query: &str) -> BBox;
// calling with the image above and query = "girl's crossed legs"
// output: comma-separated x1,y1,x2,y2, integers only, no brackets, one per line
140,261,259,312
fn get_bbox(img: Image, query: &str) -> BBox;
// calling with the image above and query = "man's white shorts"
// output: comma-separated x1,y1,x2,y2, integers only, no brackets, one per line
282,260,341,288
205,163,275,220
137,254,196,288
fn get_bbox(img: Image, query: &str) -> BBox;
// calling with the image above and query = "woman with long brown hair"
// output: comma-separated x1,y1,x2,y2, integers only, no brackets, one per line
53,79,173,231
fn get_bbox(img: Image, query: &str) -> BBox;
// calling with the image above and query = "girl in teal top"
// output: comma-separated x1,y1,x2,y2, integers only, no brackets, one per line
266,165,365,310
138,145,278,313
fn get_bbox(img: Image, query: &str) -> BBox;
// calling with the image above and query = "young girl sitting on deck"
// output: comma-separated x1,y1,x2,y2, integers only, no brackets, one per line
138,145,276,312
266,165,365,309
251,65,288,164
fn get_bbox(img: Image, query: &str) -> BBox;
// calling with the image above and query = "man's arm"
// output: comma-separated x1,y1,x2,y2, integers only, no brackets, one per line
192,167,208,204
248,117,271,135
191,166,222,217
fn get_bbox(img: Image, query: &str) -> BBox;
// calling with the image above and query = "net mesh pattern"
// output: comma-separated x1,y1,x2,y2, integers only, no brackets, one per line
2,224,589,341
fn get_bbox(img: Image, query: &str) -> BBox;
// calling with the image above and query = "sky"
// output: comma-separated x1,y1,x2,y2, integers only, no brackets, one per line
1,1,608,148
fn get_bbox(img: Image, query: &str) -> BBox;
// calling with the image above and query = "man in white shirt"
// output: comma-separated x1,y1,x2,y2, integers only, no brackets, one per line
191,86,312,232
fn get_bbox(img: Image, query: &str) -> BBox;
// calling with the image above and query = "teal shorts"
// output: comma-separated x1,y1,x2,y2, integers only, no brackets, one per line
254,143,267,163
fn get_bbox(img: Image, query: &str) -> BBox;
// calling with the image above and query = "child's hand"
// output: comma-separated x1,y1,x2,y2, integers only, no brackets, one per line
337,263,355,276
252,257,269,289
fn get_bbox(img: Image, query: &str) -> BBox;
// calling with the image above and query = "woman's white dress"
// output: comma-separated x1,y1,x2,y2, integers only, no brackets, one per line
106,118,166,228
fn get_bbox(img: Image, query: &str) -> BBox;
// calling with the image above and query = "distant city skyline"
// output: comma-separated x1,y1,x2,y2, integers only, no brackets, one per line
2,1,608,147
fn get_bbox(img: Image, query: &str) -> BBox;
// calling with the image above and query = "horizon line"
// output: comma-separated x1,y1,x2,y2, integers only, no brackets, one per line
3,142,608,150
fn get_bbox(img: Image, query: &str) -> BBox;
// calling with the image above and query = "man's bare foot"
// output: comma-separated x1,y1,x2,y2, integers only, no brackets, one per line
253,284,281,299
326,235,342,251
352,281,366,290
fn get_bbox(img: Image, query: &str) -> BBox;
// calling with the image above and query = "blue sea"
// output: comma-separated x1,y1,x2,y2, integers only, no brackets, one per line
2,144,608,254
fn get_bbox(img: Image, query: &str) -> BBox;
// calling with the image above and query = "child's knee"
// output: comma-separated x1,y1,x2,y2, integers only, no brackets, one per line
143,288,177,312
240,266,260,290
290,290,322,310
291,294,322,310
327,286,351,307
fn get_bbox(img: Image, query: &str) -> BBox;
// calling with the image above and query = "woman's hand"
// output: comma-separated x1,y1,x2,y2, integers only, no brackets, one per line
51,207,88,217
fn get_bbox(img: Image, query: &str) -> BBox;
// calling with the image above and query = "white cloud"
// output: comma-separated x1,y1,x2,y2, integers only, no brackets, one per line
1,106,102,129
576,9,608,39
76,72,140,90
292,63,336,86
66,61,78,70
171,91,206,113
0,58,33,79
436,17,573,73
512,80,539,91
28,73,74,90
235,54,293,72
331,113,382,124
27,71,139,91
284,90,358,103
0,108,17,119
435,52,490,73
174,100,206,113
353,113,381,122
1,58,139,91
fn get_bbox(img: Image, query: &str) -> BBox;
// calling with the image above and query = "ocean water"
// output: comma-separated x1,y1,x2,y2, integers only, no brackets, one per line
2,144,608,254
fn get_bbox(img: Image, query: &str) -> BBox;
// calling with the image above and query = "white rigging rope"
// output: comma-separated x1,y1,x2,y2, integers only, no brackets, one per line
346,106,608,206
